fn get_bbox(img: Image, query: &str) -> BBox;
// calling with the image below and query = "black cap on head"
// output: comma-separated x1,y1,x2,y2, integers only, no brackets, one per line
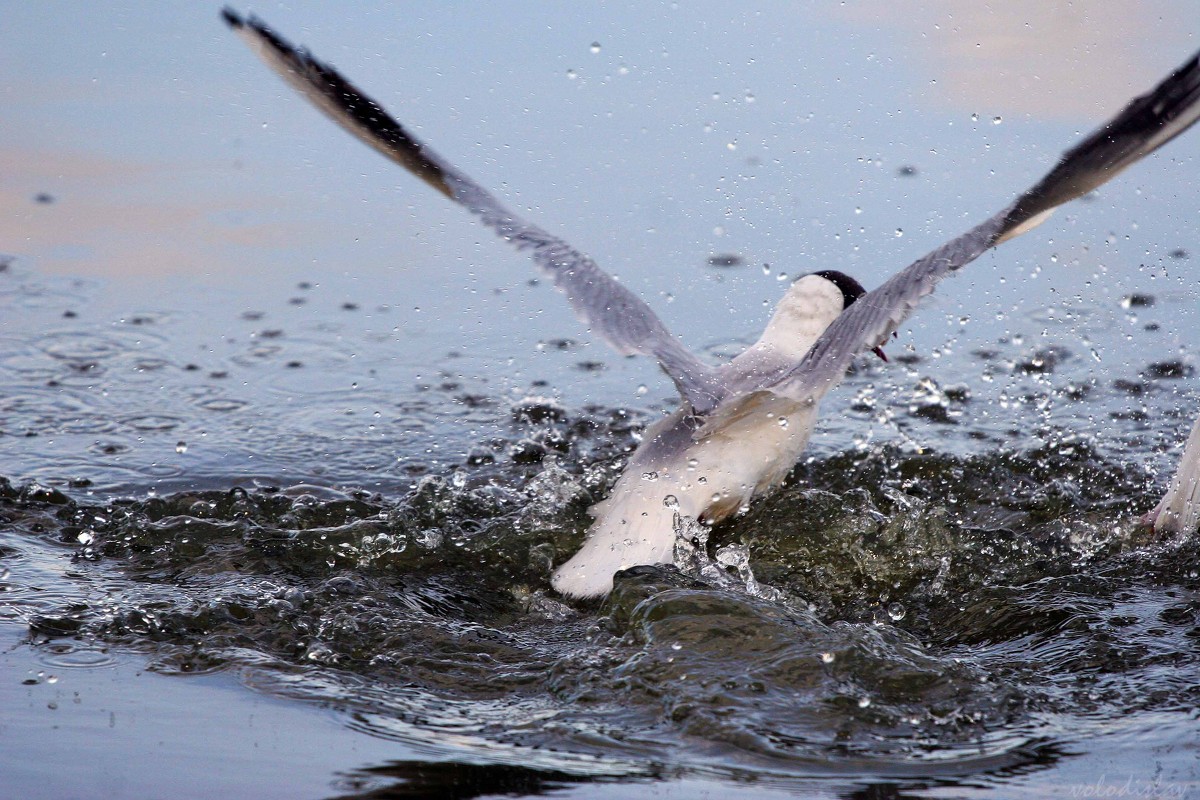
811,270,868,309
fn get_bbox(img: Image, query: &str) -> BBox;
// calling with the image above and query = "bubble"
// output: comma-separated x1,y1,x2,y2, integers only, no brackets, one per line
858,696,872,708
895,228,904,238
820,652,835,663
663,494,679,509
887,601,907,621
642,472,659,482
76,530,94,545
175,441,188,454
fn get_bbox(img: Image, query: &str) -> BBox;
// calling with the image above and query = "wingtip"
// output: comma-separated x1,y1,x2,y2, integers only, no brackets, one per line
220,7,243,29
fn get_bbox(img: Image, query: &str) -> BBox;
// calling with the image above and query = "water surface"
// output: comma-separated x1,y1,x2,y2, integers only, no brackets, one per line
2,3,1199,798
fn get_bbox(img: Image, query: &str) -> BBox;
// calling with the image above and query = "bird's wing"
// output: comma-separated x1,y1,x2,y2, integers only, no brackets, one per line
756,48,1200,405
222,9,722,411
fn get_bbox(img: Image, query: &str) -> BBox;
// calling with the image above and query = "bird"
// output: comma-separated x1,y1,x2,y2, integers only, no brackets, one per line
1145,414,1200,535
222,9,1200,598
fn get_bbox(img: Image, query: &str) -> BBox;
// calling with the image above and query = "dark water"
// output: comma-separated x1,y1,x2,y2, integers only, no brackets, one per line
4,3,1200,798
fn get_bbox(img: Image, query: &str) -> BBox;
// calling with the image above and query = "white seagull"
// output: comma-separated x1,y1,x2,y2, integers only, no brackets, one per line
223,10,1200,598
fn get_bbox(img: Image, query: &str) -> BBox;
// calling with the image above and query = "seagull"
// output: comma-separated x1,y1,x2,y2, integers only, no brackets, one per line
1145,414,1200,535
223,9,1200,598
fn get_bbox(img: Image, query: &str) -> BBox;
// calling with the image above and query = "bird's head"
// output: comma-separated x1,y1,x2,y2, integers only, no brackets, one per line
808,270,888,361
758,270,887,362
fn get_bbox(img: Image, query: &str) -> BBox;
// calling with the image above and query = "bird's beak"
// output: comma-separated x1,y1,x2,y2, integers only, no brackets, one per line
872,345,888,362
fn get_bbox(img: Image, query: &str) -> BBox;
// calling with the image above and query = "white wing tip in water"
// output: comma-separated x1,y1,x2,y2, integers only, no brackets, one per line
1148,415,1200,535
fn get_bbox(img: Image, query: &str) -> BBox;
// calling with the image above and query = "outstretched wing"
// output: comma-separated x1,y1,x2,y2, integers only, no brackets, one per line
765,48,1200,404
222,9,722,411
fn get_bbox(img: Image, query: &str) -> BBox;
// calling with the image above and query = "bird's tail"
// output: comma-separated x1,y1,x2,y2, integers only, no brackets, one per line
996,50,1200,244
551,478,685,599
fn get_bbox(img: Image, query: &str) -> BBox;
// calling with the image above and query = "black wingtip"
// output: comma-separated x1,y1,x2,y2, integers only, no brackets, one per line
220,7,243,29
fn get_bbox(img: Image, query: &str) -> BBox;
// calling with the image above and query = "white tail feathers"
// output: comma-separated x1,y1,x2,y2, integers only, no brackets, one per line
1149,416,1200,534
551,478,686,599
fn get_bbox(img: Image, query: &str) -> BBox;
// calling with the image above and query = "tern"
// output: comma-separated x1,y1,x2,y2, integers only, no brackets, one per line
223,10,1200,598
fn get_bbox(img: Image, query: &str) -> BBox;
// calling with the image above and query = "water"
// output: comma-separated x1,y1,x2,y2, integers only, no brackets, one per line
3,3,1200,798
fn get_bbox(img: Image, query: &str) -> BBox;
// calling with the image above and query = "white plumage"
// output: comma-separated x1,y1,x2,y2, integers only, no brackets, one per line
1147,415,1200,535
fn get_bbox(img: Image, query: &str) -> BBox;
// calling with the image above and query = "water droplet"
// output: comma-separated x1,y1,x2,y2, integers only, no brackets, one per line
970,113,979,122
992,116,1002,125
566,69,578,80
858,696,872,708
175,441,187,454
589,42,601,54
887,601,907,621
636,384,648,396
743,91,755,103
642,472,659,482
777,417,789,429
726,140,738,151
895,228,904,238
77,530,94,545
820,652,835,664
663,494,679,509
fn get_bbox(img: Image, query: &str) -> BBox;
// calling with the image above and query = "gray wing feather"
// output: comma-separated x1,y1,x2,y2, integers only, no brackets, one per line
766,48,1200,403
222,10,722,411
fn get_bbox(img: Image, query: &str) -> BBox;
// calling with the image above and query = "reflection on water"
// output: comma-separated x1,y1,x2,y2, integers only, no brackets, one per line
2,2,1199,798
847,0,1194,117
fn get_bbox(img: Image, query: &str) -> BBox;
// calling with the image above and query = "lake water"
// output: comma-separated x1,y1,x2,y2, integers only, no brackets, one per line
2,3,1199,798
